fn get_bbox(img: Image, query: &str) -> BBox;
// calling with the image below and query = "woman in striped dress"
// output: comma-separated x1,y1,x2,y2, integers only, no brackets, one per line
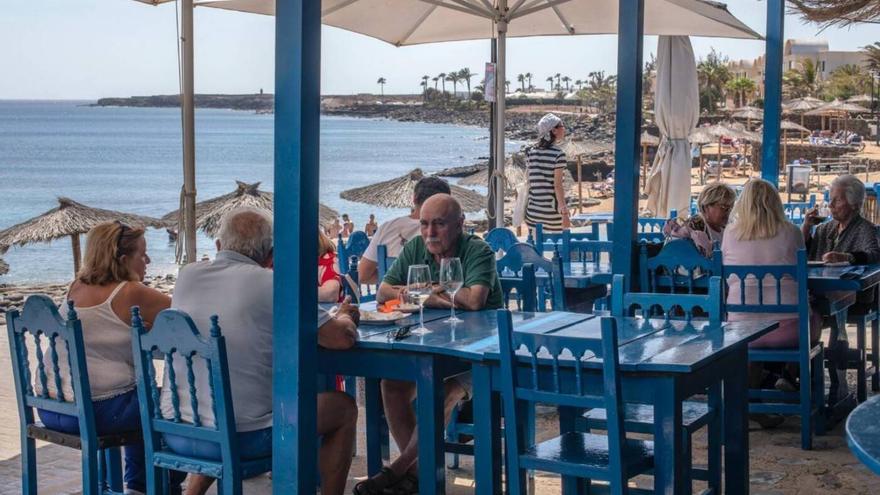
525,113,570,233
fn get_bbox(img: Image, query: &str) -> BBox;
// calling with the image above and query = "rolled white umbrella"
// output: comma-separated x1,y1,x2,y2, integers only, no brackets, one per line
645,36,700,218
198,0,760,227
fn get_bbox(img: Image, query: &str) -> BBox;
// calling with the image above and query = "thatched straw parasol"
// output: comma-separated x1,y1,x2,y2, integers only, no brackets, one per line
340,169,486,212
162,181,339,237
848,94,873,104
732,107,764,129
0,258,8,276
789,1,880,27
784,98,823,131
0,197,164,276
806,99,870,132
760,120,811,165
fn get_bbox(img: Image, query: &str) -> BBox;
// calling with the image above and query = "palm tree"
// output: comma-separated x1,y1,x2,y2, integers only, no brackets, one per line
420,76,429,100
726,76,757,107
642,53,657,108
783,58,820,99
505,80,511,93
825,64,872,100
575,79,584,91
447,72,460,97
562,76,571,92
525,72,533,92
517,73,526,92
458,68,475,97
585,71,618,113
546,76,554,90
696,48,731,112
554,72,562,91
432,76,440,91
376,77,387,96
863,42,880,71
438,73,447,94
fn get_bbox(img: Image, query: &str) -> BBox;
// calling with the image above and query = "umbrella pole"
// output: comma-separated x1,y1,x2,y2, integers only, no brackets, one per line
493,12,507,228
181,0,197,264
577,156,583,214
801,113,805,143
71,233,81,277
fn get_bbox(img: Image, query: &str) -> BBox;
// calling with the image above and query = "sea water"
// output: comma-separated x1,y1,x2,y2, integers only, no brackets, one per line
0,100,518,283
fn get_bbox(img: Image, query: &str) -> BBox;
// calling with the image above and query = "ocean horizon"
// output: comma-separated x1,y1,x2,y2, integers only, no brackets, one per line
0,100,519,284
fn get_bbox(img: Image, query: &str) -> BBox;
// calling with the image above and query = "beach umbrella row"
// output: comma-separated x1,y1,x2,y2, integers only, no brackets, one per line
0,198,165,276
340,169,486,213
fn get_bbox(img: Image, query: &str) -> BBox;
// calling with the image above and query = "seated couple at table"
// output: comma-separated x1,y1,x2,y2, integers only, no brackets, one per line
40,210,360,495
355,194,503,495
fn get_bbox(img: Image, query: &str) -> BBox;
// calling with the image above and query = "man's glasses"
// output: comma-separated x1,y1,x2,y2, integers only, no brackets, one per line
389,325,412,341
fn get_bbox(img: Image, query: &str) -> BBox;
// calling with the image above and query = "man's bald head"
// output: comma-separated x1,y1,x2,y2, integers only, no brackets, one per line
217,207,274,265
420,194,464,256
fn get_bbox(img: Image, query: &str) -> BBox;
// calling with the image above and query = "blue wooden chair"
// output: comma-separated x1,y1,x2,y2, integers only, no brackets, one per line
376,244,396,283
499,311,654,494
337,231,370,276
583,274,723,493
722,249,825,450
484,227,519,254
782,194,816,226
445,263,540,469
639,238,722,294
7,296,138,495
533,223,600,258
496,242,566,311
131,308,271,493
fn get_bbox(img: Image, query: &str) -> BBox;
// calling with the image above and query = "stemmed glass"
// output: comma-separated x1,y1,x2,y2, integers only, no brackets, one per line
407,264,432,335
440,257,464,324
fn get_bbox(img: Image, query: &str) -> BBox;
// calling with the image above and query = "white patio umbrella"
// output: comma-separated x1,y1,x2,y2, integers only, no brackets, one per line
198,0,760,227
645,35,700,218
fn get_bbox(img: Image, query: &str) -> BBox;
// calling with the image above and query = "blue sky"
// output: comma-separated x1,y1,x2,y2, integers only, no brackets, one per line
2,0,878,99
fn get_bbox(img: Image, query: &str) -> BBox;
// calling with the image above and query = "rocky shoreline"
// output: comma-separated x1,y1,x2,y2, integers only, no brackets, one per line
0,275,176,326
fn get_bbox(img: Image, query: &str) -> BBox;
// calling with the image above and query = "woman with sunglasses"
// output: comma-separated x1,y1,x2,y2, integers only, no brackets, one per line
36,221,184,494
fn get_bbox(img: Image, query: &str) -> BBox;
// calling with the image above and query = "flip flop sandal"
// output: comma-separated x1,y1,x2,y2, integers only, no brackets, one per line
353,467,399,495
383,473,419,495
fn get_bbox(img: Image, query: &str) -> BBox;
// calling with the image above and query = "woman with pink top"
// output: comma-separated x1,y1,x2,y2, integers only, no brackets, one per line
722,179,820,426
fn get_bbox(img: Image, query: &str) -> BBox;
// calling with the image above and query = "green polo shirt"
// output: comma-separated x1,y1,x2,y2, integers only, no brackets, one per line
383,233,503,310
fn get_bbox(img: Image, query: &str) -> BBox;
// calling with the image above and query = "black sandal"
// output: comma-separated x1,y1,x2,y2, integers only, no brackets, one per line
353,467,399,495
383,473,419,495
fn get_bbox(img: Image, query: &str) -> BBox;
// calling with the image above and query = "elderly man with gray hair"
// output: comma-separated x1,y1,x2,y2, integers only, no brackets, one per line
163,207,359,495
803,174,880,266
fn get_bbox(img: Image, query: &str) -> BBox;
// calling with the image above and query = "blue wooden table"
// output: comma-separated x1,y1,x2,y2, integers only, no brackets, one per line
571,212,614,223
846,394,880,476
319,308,778,495
807,264,880,293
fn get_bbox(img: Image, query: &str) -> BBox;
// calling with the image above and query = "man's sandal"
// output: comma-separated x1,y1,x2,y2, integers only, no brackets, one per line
353,467,399,495
383,473,419,495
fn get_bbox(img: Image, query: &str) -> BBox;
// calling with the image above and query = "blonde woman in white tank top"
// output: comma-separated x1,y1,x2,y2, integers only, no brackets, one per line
37,221,185,494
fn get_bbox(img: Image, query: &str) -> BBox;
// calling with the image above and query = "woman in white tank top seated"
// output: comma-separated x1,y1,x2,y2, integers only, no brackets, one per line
38,221,184,494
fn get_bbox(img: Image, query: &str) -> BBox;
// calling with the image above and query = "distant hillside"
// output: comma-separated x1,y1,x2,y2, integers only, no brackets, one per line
94,94,274,111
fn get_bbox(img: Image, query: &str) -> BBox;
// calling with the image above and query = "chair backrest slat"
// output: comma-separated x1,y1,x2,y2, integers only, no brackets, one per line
496,243,565,311
49,335,65,403
376,244,397,283
485,227,519,254
132,308,241,471
640,238,721,294
612,274,722,325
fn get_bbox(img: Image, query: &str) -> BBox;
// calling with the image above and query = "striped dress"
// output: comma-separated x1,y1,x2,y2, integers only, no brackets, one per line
525,144,567,232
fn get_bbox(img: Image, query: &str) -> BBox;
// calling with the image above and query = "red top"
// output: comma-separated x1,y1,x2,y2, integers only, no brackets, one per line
318,252,343,302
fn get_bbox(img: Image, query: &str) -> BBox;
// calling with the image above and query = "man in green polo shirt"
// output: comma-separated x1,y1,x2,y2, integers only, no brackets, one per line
357,194,501,494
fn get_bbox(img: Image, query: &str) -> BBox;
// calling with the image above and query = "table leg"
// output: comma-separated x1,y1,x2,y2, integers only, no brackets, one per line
473,364,502,495
417,357,446,495
724,349,750,494
365,378,386,475
559,406,586,495
652,378,684,495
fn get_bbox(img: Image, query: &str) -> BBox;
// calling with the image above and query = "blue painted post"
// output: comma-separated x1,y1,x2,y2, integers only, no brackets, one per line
762,0,784,185
274,0,321,493
611,0,644,287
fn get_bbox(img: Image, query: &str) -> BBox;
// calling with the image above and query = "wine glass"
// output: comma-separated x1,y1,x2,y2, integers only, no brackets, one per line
440,257,464,324
407,264,432,334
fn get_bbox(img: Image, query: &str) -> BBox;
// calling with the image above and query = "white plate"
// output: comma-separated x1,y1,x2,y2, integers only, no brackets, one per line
360,310,406,325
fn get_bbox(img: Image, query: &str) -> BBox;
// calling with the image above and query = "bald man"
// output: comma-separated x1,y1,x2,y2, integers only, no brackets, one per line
361,194,501,493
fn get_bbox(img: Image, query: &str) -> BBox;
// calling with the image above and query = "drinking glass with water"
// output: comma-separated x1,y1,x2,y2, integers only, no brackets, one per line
407,264,432,334
440,257,464,324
